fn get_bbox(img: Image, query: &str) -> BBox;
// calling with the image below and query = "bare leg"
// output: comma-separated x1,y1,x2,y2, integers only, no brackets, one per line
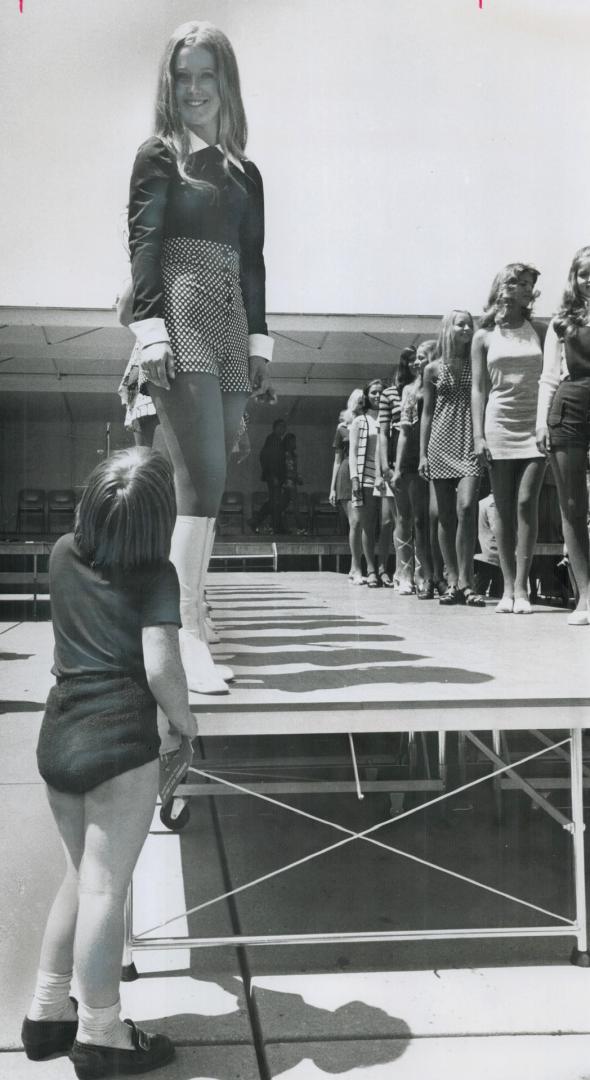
551,448,590,612
514,459,546,600
349,504,364,579
150,374,230,517
455,475,481,589
359,493,379,577
428,482,445,585
490,460,518,599
378,496,395,579
433,479,459,587
409,475,433,582
393,475,415,588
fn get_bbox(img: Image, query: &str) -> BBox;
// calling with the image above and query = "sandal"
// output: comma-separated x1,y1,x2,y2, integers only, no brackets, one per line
463,588,486,608
439,584,463,606
434,579,448,597
417,580,435,600
378,571,394,588
349,572,365,585
366,572,380,588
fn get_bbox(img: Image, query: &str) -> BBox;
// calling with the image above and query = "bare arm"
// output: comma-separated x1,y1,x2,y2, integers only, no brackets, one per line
142,624,198,740
329,446,343,505
419,362,437,478
471,329,492,467
536,319,561,455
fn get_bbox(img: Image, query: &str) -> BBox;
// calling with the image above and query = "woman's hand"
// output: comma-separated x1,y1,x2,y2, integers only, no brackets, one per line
418,456,429,481
536,426,551,456
392,467,403,491
249,355,277,403
351,477,361,497
329,489,337,506
139,342,175,390
474,436,492,470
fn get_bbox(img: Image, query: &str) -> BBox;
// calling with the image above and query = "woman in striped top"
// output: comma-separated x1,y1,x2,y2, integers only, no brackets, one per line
349,379,385,587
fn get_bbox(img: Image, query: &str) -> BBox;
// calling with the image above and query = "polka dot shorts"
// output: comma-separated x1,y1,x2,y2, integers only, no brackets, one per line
162,237,251,393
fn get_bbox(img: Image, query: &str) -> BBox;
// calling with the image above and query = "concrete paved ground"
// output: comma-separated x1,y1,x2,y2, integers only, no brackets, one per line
2,573,590,1078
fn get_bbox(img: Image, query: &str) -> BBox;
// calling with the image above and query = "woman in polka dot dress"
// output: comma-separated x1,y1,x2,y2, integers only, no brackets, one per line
124,21,274,694
420,311,484,606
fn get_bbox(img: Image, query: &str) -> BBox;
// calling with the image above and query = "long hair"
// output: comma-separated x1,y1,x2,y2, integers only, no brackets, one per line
480,263,540,329
154,21,247,192
437,311,474,365
361,378,384,413
395,347,417,392
339,387,364,427
553,246,590,341
75,448,176,571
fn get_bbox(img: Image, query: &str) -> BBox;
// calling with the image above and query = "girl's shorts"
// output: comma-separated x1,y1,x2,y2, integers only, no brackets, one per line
36,672,159,795
548,378,590,451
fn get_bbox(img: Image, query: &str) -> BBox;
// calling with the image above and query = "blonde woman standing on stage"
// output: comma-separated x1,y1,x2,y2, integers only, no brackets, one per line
472,264,547,614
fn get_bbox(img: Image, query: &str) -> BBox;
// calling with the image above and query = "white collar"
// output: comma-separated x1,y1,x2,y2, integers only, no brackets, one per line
187,129,244,173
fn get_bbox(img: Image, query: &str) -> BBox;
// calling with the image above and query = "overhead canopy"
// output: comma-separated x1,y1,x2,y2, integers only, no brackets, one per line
0,308,444,405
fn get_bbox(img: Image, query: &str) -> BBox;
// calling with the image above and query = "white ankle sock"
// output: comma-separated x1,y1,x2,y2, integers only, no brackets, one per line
76,1000,133,1049
28,969,76,1021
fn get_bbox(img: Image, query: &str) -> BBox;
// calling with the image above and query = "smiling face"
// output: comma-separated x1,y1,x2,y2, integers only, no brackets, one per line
367,381,383,409
451,311,474,348
174,44,221,143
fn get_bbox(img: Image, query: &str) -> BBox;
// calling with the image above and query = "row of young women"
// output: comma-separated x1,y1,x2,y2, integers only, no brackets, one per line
330,248,590,625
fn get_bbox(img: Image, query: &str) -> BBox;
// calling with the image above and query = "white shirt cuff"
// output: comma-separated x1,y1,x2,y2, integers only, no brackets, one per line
248,333,274,361
129,318,170,347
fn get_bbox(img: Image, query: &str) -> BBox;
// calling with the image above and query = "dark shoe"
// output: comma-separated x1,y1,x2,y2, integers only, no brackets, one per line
21,998,78,1060
417,580,435,600
439,584,464,606
70,1020,174,1079
463,588,486,608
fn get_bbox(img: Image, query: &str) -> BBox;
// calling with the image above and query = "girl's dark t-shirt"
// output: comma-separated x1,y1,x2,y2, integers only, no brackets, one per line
49,534,181,678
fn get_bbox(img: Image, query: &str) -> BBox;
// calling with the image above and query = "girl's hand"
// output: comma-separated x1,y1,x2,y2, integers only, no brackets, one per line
392,468,403,490
418,457,429,481
139,342,175,389
329,489,337,506
536,426,551,456
168,709,199,740
474,436,492,469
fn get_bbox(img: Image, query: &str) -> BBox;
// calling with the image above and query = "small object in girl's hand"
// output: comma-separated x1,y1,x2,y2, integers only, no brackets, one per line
159,736,194,805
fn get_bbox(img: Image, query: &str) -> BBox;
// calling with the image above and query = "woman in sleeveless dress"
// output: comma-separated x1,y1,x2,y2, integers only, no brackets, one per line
420,311,483,605
329,389,364,581
472,264,547,613
537,246,590,625
349,379,385,587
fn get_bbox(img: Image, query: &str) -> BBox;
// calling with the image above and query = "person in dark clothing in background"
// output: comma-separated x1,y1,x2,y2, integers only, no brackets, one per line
250,418,287,534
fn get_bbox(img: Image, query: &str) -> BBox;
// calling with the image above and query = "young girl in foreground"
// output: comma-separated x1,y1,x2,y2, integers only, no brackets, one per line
22,448,197,1078
537,245,590,625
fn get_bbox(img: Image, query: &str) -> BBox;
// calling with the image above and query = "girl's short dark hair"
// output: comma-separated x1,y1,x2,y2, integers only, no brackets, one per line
74,448,176,571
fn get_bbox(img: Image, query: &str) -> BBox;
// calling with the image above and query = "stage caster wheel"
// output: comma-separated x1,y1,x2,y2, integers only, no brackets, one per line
160,797,190,831
570,947,590,968
120,962,139,982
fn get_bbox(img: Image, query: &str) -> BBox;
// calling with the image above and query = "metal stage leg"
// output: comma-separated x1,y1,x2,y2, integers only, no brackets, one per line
570,727,590,966
438,731,447,790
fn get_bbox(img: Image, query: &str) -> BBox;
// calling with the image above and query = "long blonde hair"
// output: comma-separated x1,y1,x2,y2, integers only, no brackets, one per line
154,21,247,192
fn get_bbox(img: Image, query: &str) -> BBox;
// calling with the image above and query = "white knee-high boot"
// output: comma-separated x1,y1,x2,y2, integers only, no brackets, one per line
202,518,221,644
170,516,228,695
